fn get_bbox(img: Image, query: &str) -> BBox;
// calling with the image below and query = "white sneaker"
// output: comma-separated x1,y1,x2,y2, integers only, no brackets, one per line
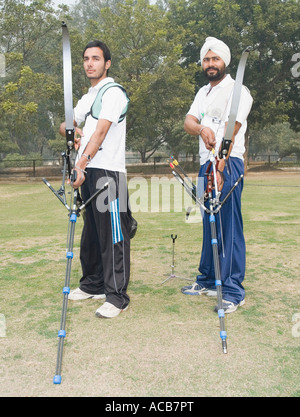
95,302,128,318
68,287,106,301
214,299,245,314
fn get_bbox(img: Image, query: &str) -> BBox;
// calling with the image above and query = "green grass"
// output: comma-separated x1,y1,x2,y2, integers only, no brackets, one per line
0,173,300,397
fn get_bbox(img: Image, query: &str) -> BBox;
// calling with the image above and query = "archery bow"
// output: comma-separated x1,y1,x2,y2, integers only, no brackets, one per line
52,22,76,386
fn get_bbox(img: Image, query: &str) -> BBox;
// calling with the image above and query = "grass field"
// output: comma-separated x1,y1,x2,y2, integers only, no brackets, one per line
0,171,299,397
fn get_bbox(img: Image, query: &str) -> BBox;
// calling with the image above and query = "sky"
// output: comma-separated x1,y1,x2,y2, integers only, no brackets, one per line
52,0,77,9
51,0,156,7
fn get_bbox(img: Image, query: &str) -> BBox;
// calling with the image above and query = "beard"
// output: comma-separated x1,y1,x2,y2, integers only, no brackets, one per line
85,62,108,81
204,65,226,81
86,69,107,80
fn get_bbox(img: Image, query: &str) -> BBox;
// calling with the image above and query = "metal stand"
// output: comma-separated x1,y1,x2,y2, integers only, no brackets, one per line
169,156,244,354
205,165,227,354
162,234,193,284
43,154,109,385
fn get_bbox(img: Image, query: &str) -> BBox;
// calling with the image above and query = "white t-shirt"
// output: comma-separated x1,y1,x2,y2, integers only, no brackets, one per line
187,74,253,165
74,77,128,172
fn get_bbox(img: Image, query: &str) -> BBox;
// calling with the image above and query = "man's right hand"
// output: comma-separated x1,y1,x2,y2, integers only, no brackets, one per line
200,126,216,151
74,127,84,151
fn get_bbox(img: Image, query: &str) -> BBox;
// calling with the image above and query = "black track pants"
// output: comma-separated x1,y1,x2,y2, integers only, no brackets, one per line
79,168,130,309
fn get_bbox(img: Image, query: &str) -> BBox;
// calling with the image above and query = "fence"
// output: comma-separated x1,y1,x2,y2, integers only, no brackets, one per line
0,155,196,178
0,154,298,178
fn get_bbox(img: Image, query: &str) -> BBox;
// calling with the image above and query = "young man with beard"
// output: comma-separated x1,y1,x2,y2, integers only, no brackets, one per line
181,37,253,313
59,40,134,318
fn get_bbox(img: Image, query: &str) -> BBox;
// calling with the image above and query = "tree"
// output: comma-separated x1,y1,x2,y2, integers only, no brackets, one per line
0,0,70,156
249,122,300,161
166,0,300,150
72,0,197,161
0,0,68,73
0,65,61,154
165,0,300,167
71,0,123,32
1,0,299,161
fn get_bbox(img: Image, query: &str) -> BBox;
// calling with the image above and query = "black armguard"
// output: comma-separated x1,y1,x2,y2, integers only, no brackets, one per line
218,138,232,159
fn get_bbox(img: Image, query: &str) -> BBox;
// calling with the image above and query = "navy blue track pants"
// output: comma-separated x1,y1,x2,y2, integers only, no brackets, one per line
197,157,246,304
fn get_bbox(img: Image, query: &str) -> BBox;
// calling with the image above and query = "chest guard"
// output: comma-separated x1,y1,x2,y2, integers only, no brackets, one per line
90,82,130,123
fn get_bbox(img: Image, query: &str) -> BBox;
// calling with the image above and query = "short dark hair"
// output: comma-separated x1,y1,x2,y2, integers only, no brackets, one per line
82,40,111,62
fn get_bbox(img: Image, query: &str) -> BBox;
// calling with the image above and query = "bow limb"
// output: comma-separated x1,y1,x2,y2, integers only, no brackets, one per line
219,46,252,159
62,22,75,154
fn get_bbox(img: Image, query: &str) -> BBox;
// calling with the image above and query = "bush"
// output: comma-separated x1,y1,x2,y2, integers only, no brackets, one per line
3,153,43,168
3,153,27,168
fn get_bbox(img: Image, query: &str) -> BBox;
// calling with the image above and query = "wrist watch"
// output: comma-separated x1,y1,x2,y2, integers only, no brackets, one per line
82,153,91,162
